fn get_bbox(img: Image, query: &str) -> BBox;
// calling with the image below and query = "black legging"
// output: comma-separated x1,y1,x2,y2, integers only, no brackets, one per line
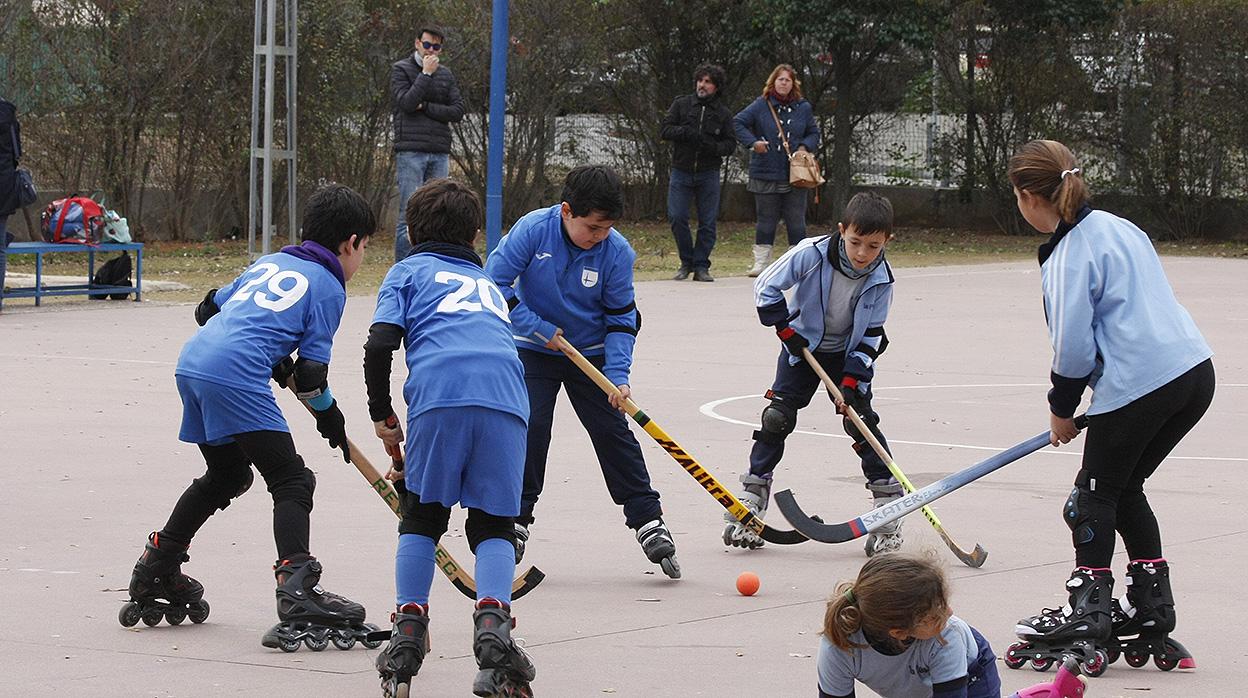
1073,359,1215,567
161,430,316,560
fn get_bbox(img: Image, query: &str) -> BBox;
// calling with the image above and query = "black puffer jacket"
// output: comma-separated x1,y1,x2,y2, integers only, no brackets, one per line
0,98,20,216
659,93,737,173
390,57,465,154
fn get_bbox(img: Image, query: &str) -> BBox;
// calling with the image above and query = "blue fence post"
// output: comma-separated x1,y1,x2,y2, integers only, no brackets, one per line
485,0,510,255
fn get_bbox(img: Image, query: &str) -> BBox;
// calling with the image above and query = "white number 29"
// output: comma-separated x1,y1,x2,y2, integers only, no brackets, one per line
226,262,309,313
434,271,510,322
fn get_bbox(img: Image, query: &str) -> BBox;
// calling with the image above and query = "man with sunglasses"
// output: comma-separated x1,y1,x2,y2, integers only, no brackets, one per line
390,25,465,262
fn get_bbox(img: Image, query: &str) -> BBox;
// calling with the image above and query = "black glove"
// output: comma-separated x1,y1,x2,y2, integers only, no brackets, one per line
776,326,808,356
313,400,350,462
838,377,867,416
194,288,220,326
271,355,295,387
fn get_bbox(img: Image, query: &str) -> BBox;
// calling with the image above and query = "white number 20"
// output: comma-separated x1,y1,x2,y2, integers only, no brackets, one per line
434,271,510,322
225,262,309,313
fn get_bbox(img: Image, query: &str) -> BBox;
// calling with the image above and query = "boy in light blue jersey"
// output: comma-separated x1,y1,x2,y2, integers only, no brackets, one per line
121,184,376,651
485,165,679,579
366,179,535,698
1006,140,1212,672
725,192,903,557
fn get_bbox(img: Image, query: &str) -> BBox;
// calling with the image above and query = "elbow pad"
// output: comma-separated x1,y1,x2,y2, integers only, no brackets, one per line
194,288,220,326
293,358,330,401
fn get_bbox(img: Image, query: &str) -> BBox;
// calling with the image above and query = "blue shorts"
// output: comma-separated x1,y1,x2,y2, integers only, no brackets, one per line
176,375,288,445
404,406,526,517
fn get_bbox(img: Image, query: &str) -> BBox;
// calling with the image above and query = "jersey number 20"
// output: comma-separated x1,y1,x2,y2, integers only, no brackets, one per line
435,271,510,322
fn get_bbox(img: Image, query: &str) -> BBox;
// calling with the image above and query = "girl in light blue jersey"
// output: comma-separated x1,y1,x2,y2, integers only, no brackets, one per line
1005,140,1212,673
818,554,1001,698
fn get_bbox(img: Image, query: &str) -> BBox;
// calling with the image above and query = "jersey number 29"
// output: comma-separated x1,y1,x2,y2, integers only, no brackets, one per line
435,271,511,322
225,262,309,312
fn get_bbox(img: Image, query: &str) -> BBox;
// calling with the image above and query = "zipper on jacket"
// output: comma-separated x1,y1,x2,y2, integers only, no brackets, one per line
694,104,705,172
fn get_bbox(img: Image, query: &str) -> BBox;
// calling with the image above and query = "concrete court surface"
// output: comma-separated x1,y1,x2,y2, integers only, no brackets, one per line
1,257,1244,697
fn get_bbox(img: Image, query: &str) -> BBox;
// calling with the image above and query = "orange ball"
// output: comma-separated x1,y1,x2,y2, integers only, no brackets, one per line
736,571,760,596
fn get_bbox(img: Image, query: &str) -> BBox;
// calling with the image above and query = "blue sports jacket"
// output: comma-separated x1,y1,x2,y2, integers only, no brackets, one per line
1040,209,1212,416
753,235,894,390
486,204,641,386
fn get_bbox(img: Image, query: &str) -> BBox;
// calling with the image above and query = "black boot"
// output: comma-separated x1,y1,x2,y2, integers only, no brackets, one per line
472,598,535,697
377,603,431,698
693,267,715,282
672,265,691,280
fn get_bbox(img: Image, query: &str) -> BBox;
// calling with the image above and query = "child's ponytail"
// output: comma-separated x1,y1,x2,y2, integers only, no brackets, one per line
1007,139,1091,225
1053,166,1090,225
822,581,864,650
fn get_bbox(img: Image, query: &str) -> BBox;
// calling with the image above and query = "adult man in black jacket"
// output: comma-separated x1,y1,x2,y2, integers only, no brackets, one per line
659,64,737,282
390,25,465,262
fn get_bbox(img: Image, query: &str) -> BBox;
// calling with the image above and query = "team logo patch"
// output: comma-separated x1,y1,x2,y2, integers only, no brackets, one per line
581,267,599,288
535,252,552,260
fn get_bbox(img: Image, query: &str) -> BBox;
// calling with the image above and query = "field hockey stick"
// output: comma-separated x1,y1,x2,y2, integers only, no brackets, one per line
799,347,988,566
774,415,1088,543
286,383,545,600
539,332,809,545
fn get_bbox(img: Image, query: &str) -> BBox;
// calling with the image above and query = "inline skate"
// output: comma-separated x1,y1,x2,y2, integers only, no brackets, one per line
376,603,431,698
472,598,535,698
1105,559,1195,671
118,532,211,628
863,478,904,556
637,517,681,579
723,473,770,549
1005,567,1113,677
260,555,381,652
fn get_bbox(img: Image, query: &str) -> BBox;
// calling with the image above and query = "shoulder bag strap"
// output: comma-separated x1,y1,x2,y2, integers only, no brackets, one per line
9,123,19,166
767,100,793,158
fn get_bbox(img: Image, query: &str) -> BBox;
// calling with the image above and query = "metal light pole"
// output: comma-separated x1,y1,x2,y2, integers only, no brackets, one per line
249,0,298,258
484,0,509,254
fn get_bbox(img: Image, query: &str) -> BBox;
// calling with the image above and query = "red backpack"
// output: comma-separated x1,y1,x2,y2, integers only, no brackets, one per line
41,196,107,244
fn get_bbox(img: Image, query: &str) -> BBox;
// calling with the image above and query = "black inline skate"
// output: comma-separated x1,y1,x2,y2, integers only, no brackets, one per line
1005,567,1113,678
259,555,381,652
1105,559,1195,671
472,598,536,698
119,532,211,628
636,517,681,579
376,603,431,698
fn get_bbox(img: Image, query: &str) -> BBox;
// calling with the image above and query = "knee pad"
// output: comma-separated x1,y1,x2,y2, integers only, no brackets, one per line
190,467,254,512
263,459,316,513
1063,480,1098,547
465,509,517,553
399,493,451,539
753,401,797,445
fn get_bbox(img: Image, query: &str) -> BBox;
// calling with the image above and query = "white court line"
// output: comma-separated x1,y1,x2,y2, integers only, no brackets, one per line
700,384,1248,463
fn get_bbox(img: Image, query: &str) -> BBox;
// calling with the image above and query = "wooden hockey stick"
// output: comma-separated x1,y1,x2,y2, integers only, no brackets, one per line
799,347,988,567
287,385,545,600
542,333,809,545
774,417,1086,544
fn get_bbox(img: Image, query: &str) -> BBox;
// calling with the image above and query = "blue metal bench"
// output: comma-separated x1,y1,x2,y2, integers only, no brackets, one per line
5,241,144,305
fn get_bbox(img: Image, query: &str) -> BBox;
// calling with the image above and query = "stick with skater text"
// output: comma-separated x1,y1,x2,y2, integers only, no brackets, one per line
774,416,1086,544
541,332,809,545
287,384,545,599
800,347,988,567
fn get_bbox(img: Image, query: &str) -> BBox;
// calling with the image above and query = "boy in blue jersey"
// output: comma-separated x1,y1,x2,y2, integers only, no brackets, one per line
724,192,902,556
1006,140,1212,671
485,165,680,579
120,184,377,651
365,179,536,698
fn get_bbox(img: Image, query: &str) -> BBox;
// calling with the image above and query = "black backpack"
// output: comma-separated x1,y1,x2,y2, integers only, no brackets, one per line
91,252,132,300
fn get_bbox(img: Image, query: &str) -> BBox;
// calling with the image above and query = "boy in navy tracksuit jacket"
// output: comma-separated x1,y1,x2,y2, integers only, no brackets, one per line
724,192,904,557
486,165,680,579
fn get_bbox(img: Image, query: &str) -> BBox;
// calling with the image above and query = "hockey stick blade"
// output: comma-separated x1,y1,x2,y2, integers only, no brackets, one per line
775,416,1087,544
546,334,808,545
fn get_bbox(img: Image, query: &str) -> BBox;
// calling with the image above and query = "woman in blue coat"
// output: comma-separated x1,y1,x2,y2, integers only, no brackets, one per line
733,64,820,276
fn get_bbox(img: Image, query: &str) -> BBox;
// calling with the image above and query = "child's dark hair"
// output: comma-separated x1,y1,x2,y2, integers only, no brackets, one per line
693,63,726,91
842,191,894,236
1007,139,1090,224
405,178,482,247
561,165,624,220
301,183,376,250
823,554,951,651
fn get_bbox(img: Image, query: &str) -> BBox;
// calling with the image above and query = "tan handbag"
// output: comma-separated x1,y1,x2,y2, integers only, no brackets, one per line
768,101,825,196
